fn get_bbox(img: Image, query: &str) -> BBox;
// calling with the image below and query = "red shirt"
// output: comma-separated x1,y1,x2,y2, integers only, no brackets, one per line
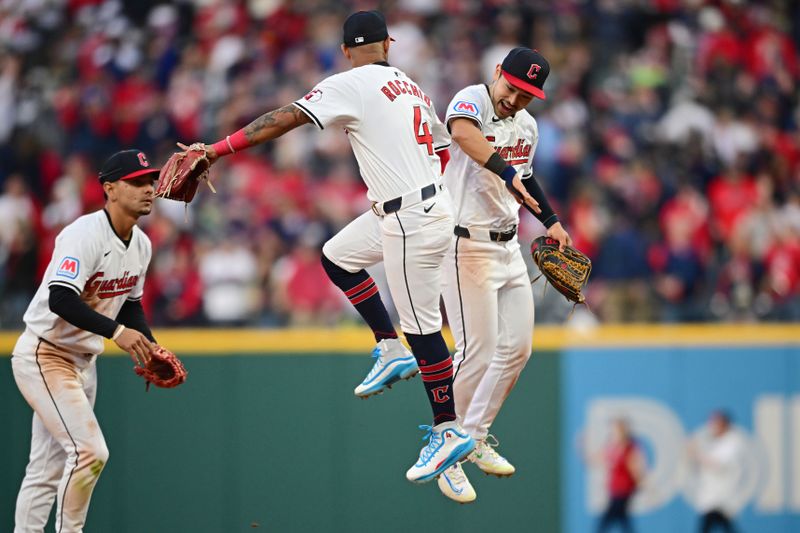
607,441,639,498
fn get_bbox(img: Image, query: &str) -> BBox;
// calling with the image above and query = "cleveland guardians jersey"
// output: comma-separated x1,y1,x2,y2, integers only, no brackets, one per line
443,84,538,230
21,210,151,354
293,63,450,203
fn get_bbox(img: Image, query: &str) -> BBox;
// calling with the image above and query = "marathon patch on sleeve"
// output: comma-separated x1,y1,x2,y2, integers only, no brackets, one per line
56,256,80,279
453,100,479,116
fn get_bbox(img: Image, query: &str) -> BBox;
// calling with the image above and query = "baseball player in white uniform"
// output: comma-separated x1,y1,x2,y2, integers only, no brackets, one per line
11,149,159,532
436,48,572,503
196,11,476,484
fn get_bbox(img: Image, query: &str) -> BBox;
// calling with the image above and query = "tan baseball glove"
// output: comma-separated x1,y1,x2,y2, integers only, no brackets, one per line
530,236,592,304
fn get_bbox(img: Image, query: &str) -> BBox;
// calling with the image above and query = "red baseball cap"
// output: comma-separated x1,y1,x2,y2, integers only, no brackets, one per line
500,47,550,100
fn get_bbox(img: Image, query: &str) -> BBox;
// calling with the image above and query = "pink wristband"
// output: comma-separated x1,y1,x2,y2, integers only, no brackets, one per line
210,129,249,157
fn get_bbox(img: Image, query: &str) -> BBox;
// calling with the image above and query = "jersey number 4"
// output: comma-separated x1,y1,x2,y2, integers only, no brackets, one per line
413,106,434,156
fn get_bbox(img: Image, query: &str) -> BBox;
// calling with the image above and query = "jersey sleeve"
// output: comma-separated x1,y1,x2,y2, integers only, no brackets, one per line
430,102,451,151
127,233,152,302
445,85,486,131
46,224,102,295
293,72,362,131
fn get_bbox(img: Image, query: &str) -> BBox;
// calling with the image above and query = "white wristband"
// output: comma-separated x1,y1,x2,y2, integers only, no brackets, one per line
112,324,126,341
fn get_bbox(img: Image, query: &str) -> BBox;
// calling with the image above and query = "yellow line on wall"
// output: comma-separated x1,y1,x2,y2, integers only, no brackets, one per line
0,324,797,356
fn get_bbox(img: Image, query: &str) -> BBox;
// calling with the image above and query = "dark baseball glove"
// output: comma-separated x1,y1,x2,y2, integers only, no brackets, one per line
530,236,592,304
134,345,188,391
155,144,215,203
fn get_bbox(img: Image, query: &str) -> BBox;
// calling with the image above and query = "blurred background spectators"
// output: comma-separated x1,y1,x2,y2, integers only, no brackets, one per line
0,0,797,329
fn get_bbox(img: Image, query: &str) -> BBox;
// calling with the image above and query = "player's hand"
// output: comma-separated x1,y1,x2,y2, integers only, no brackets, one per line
115,328,154,367
508,175,541,214
176,141,219,163
546,222,572,251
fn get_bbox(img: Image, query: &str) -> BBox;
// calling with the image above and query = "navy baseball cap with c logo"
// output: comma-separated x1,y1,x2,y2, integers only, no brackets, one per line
98,149,160,183
501,47,550,100
342,10,394,47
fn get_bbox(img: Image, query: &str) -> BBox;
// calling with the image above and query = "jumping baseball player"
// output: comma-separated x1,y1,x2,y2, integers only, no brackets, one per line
188,10,520,484
436,48,572,503
11,149,159,531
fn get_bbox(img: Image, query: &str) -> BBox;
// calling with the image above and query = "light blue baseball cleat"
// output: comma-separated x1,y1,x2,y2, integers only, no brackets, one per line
406,421,475,483
354,338,419,398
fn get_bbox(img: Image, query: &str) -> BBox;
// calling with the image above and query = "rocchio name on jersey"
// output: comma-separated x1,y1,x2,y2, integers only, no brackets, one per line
379,79,432,107
85,271,140,299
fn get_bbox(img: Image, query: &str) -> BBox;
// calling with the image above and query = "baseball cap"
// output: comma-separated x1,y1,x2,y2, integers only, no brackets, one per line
501,47,550,100
98,149,159,183
342,10,394,47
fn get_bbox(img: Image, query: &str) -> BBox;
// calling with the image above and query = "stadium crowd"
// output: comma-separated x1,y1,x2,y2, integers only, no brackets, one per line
0,0,798,328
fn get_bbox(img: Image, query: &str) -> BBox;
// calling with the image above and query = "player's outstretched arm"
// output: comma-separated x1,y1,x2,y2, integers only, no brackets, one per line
205,104,312,161
449,117,540,214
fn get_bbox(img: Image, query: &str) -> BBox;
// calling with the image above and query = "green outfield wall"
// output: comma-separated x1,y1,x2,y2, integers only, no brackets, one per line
1,329,561,533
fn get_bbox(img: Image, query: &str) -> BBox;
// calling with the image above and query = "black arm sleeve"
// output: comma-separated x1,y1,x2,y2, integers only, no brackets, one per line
115,299,156,342
49,286,118,338
522,176,559,228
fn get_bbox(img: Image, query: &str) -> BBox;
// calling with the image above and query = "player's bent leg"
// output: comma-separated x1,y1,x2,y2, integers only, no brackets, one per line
15,413,67,533
322,211,418,396
401,331,475,483
464,268,533,478
353,337,418,398
442,237,502,433
438,462,477,503
380,197,472,481
380,203,454,416
12,347,109,533
403,331,475,483
56,433,109,532
320,253,397,342
322,252,418,398
322,211,391,335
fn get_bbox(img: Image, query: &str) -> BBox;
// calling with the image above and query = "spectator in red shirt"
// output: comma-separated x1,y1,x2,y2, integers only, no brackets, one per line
707,162,758,245
583,418,647,533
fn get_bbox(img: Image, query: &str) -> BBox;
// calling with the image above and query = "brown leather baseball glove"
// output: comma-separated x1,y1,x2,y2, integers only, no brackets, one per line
134,345,188,391
155,144,214,203
530,236,592,304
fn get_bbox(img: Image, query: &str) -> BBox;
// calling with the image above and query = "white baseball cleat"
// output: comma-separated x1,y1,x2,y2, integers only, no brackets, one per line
469,435,515,477
406,421,475,483
354,338,418,398
438,463,477,504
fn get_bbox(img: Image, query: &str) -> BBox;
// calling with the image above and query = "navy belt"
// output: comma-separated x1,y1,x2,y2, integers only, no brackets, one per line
454,225,517,242
376,183,438,215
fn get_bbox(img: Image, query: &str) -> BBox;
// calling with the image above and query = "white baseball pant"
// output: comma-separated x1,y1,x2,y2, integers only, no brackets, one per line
441,235,534,440
12,330,108,533
323,186,453,335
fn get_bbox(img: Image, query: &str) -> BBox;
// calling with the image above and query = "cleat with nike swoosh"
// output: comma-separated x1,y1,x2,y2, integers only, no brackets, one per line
406,421,475,483
354,338,418,398
468,435,515,477
438,463,476,503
